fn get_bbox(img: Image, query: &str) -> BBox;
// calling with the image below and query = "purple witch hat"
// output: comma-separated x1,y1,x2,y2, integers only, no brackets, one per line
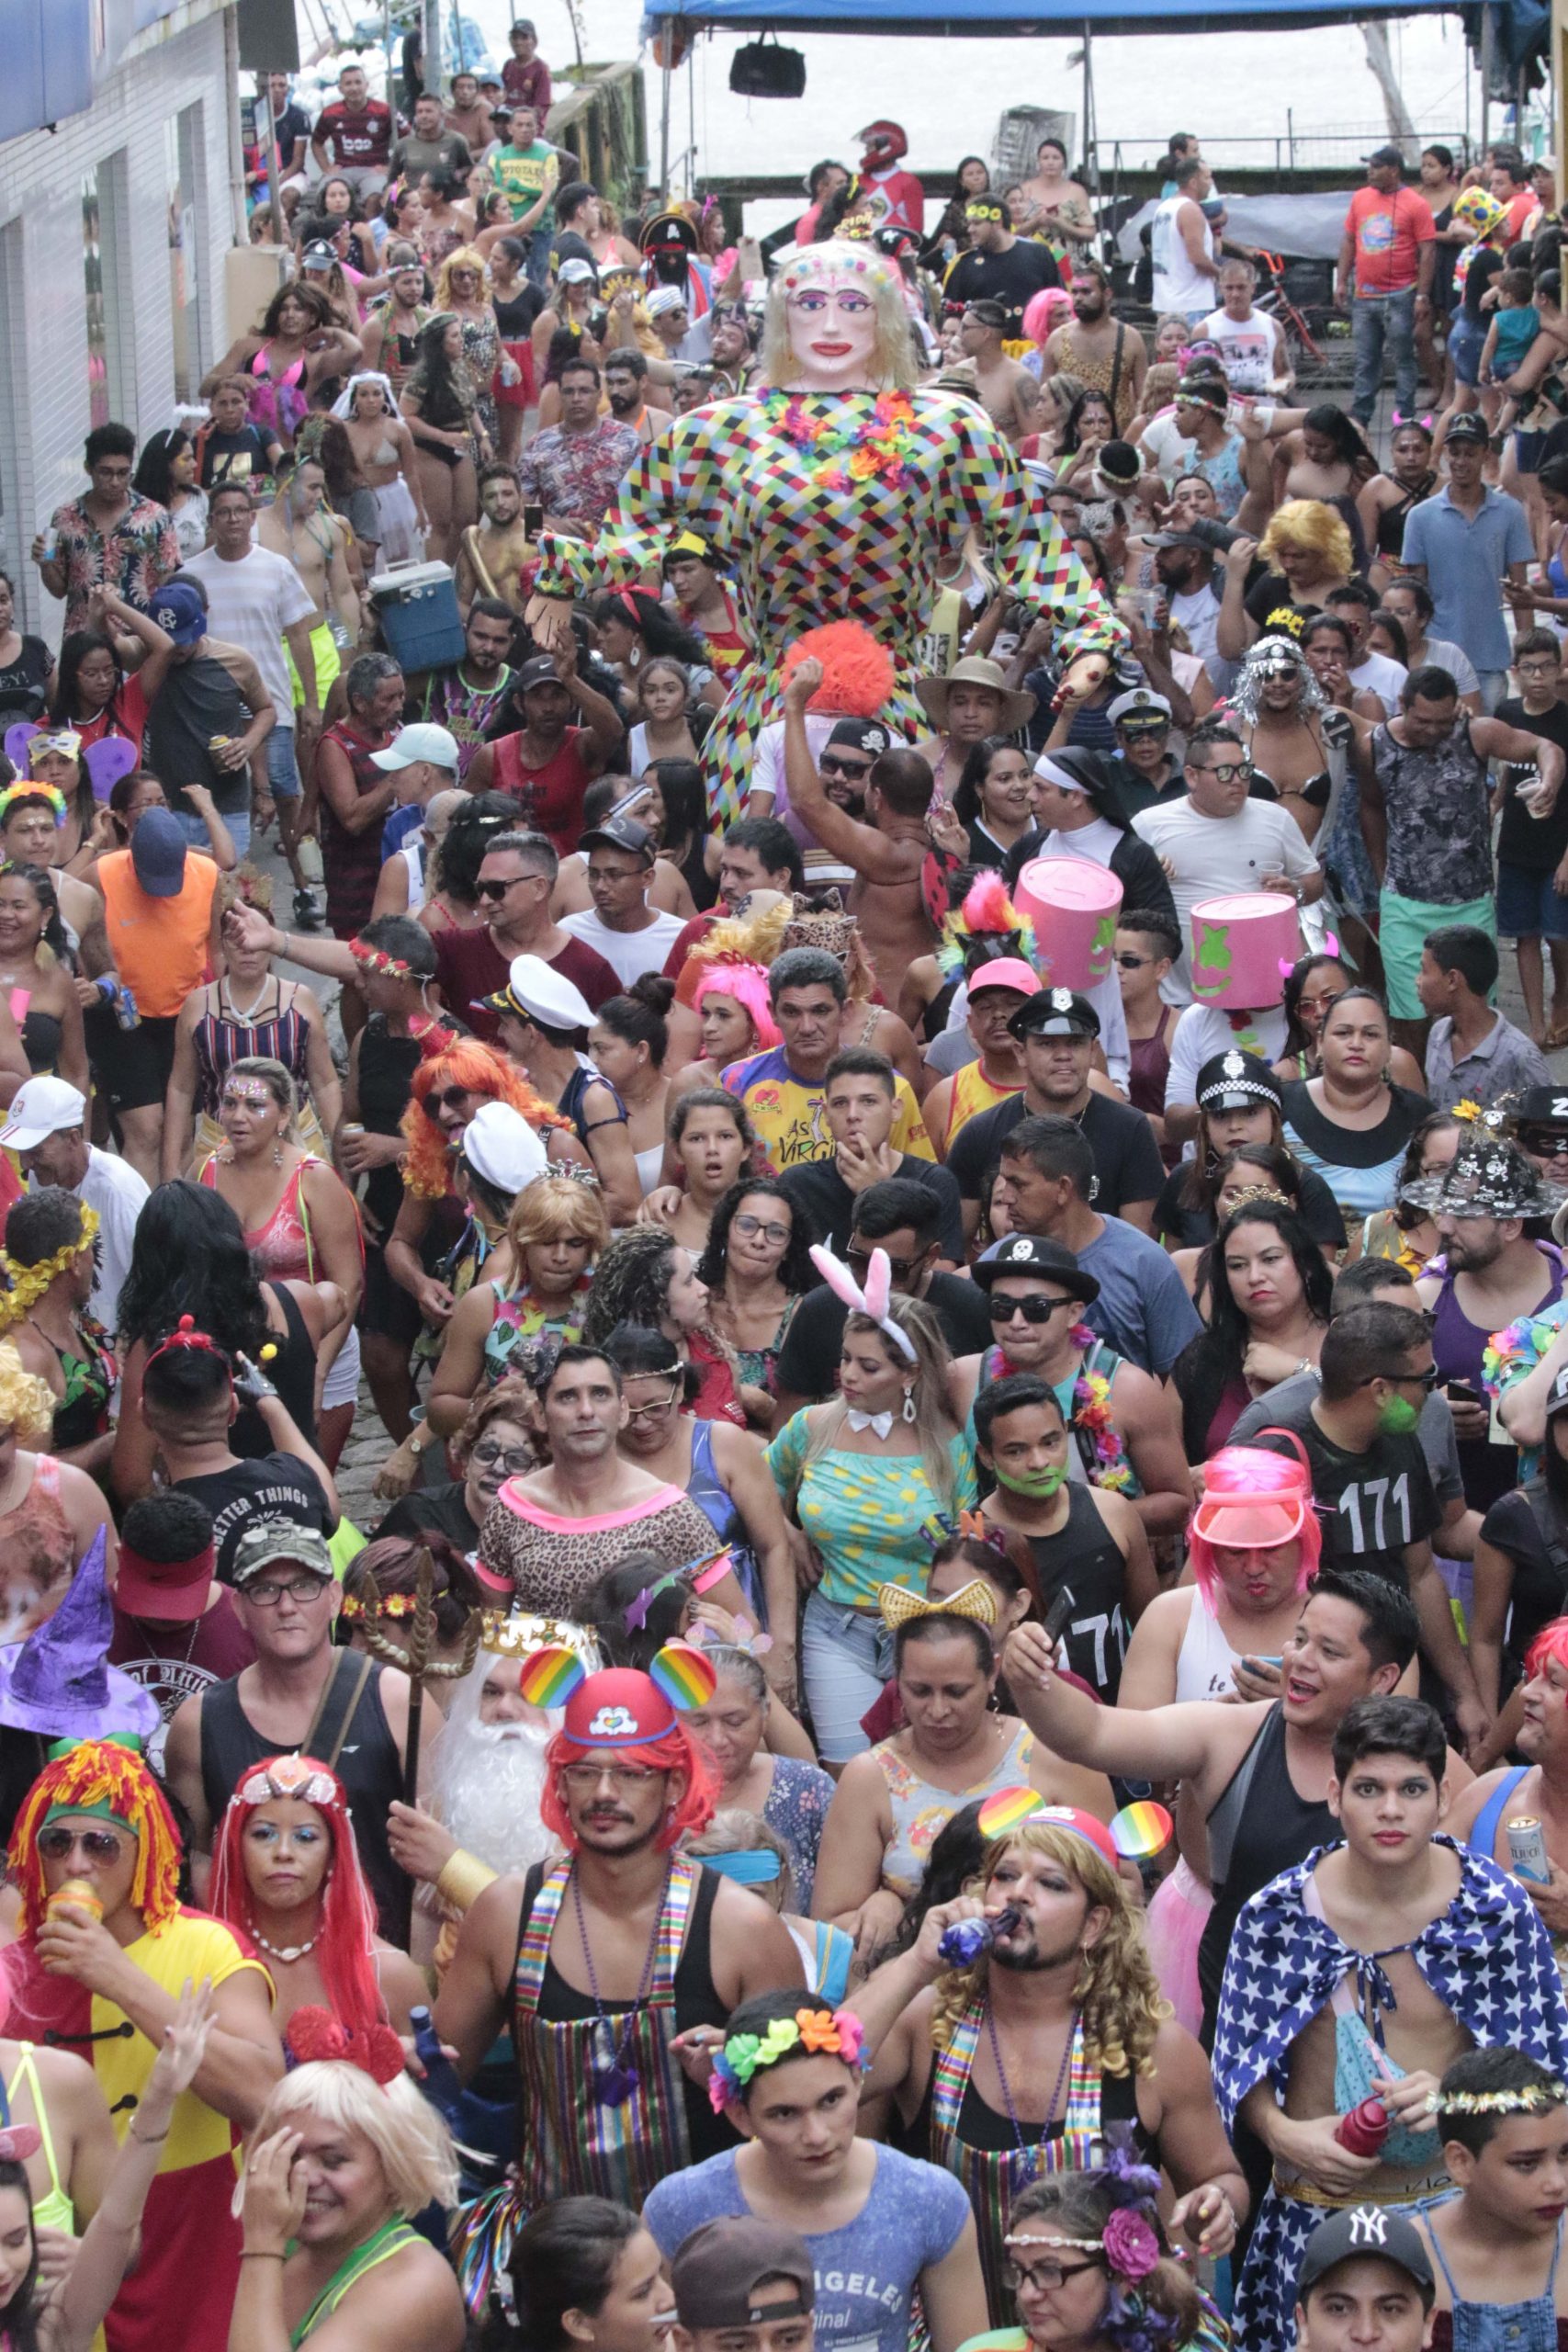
0,1528,157,1739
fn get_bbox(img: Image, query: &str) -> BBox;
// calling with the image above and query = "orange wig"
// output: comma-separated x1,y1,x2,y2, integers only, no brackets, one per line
400,1036,570,1201
780,621,896,718
10,1741,183,1936
539,1723,717,1852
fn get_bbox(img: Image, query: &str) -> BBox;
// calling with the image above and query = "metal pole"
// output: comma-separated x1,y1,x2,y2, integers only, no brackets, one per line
422,0,444,103
383,0,395,121
1081,19,1099,254
1480,6,1492,161
264,84,286,248
660,51,673,200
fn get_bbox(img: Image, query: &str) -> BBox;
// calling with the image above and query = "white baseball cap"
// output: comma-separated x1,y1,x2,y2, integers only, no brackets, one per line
370,723,461,775
458,1101,547,1195
0,1077,88,1152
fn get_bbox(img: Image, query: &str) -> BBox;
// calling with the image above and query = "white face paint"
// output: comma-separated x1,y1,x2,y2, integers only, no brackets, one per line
784,270,881,390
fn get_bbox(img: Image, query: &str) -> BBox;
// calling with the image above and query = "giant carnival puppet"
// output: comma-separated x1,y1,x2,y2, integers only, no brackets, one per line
525,239,1126,823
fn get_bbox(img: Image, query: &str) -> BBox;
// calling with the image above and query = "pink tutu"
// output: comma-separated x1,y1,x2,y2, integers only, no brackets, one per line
1143,1856,1212,2036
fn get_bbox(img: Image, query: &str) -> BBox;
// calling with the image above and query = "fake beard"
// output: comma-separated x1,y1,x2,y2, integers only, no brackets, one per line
430,1716,558,1879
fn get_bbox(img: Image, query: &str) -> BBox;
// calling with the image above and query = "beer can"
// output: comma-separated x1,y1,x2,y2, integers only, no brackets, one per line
1508,1816,1551,1883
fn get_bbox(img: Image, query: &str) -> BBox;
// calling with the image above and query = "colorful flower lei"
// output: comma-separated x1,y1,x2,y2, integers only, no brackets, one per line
707,2007,867,2111
1069,1328,1135,1494
764,390,919,496
348,934,415,982
339,1590,418,1621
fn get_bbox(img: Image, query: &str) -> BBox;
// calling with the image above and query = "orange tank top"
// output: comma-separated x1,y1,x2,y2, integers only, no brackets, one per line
943,1059,1022,1150
98,848,218,1018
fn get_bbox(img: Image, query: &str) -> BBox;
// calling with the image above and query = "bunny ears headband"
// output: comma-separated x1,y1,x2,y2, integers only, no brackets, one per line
808,1243,917,1363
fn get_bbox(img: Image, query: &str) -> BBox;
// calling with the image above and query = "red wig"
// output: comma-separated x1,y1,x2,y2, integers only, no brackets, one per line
780,621,896,718
400,1035,570,1201
9,1741,183,1938
1526,1618,1568,1682
538,1723,717,1852
209,1757,388,2037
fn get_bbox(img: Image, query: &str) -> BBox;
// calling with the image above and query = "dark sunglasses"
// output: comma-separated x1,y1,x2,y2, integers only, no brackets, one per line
988,1294,1074,1325
39,1824,129,1862
422,1084,474,1118
1364,1363,1441,1391
819,754,873,780
847,1245,920,1279
476,875,526,900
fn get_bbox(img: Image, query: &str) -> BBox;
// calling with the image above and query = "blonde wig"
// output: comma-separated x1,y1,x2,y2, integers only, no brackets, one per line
0,1336,58,1448
236,2061,459,2218
505,1171,611,1257
799,1294,960,1513
434,246,490,311
761,242,918,394
1258,497,1354,581
930,1820,1169,2075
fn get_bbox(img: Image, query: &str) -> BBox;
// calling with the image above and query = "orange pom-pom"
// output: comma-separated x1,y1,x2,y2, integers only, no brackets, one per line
781,622,895,719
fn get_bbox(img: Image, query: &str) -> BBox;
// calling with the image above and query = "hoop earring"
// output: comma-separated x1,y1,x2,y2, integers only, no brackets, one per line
902,1387,917,1424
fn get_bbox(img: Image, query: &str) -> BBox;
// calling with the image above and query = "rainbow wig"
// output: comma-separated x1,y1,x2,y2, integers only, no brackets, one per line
10,1741,183,1936
400,1036,570,1201
538,1721,717,1853
1187,1445,1320,1608
209,1756,388,2039
693,959,781,1050
1258,497,1355,582
1526,1617,1568,1682
780,621,897,718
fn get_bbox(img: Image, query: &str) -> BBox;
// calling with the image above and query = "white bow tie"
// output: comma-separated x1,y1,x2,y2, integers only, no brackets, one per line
845,1408,895,1438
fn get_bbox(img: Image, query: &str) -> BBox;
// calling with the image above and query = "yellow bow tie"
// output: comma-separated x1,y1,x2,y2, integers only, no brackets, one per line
877,1578,998,1632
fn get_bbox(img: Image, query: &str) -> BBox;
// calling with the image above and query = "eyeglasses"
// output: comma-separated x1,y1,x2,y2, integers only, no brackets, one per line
818,755,873,781
475,874,527,900
732,1213,791,1246
624,1383,682,1421
1112,952,1151,969
422,1085,475,1118
470,1440,535,1473
240,1573,333,1606
558,1761,663,1790
39,1825,131,1863
847,1246,920,1278
1364,1364,1441,1392
1520,1127,1568,1157
988,1294,1074,1325
1002,2259,1105,2293
1190,762,1250,786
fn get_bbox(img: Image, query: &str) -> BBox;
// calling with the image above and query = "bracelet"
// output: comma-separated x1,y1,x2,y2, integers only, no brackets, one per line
130,2125,170,2145
240,2250,288,2262
436,1847,499,1912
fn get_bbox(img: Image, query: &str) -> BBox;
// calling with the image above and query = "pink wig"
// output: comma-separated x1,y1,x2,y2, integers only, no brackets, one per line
1526,1618,1568,1681
1022,287,1073,346
1187,1446,1319,1607
694,960,781,1050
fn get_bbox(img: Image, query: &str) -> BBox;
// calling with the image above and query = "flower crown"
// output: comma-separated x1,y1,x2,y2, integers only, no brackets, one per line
348,933,416,982
0,1204,100,1326
708,2007,867,2111
1427,2080,1568,2117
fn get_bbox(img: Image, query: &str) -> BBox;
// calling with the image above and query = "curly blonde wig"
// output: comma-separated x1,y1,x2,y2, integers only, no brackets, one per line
0,1335,58,1447
930,1821,1168,2075
1258,496,1354,581
760,243,918,394
434,246,490,311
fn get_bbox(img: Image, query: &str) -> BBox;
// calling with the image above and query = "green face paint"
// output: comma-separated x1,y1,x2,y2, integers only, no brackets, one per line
994,1459,1067,1499
1377,1392,1420,1437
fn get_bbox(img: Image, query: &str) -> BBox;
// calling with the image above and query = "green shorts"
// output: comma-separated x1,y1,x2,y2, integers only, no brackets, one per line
284,618,341,709
1380,886,1496,1020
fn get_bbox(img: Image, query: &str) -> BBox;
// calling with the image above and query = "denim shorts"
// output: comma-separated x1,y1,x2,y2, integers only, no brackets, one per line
800,1588,894,1764
172,806,250,861
1449,312,1486,388
1516,430,1549,476
1497,859,1568,940
265,721,301,801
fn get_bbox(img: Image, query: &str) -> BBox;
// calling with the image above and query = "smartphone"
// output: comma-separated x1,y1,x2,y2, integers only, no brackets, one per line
1043,1584,1077,1646
1448,1382,1486,1410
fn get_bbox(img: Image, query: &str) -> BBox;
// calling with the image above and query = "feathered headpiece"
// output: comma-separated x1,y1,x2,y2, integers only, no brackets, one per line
10,1740,183,1936
808,1242,917,1363
937,871,1041,983
686,895,792,1051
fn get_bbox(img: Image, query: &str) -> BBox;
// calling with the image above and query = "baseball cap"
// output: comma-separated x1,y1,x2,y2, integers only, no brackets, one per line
580,814,656,865
967,957,1042,1001
370,723,460,775
516,654,561,694
150,582,206,648
0,1077,87,1152
1145,529,1211,551
459,1100,547,1195
1364,143,1407,169
230,1521,335,1590
479,951,594,1032
130,808,189,899
973,1233,1099,1303
1196,1048,1282,1114
826,718,891,758
1010,987,1100,1041
115,1525,218,1623
1191,1448,1310,1549
671,2220,815,2334
558,257,597,285
1297,2209,1435,2308
1445,411,1490,446
1108,687,1172,729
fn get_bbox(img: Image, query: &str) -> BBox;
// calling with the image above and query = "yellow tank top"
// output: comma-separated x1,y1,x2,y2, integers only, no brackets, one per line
6,2044,73,2233
943,1060,1022,1149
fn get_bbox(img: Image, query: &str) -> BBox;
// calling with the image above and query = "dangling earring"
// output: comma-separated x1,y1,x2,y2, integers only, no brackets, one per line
273,1135,284,1168
902,1386,917,1424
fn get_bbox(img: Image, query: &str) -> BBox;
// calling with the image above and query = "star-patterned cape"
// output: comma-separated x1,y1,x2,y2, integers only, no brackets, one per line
1213,1838,1568,2352
534,388,1127,826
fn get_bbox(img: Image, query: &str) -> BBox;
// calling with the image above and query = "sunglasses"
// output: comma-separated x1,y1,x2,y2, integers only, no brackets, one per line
475,874,526,900
1364,1363,1441,1392
1112,952,1152,969
819,754,873,780
988,1294,1075,1325
423,1085,475,1118
848,1245,920,1279
1191,761,1250,785
470,1439,534,1473
39,1825,130,1862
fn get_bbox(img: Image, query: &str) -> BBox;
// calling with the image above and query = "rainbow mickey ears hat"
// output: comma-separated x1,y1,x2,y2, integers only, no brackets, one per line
526,1643,719,1746
975,1788,1172,1867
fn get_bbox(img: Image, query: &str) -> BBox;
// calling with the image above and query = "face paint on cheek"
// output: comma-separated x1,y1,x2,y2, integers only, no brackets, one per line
994,1460,1068,1498
1378,1394,1421,1436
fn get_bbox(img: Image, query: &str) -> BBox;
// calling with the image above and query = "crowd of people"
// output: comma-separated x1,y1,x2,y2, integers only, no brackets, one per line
6,40,1568,2352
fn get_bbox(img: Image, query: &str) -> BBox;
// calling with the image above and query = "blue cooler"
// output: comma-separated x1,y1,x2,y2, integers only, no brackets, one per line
369,560,465,671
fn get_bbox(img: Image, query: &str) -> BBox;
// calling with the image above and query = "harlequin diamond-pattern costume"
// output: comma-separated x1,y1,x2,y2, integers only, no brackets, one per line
1213,1836,1568,2352
535,388,1125,826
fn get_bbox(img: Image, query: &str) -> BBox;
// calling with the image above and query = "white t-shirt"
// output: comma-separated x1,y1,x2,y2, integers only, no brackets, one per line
1348,649,1408,710
52,1147,149,1334
1163,1001,1290,1113
1198,305,1285,393
1168,580,1224,677
1132,797,1319,1001
180,546,317,718
560,904,689,989
750,712,842,851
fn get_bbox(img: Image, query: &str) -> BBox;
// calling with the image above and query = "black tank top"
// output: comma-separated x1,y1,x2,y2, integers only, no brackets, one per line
910,2042,1154,2158
355,1016,427,1233
197,1652,404,1935
230,1282,316,1459
1022,1485,1134,1704
514,1859,737,2163
1197,1702,1332,2042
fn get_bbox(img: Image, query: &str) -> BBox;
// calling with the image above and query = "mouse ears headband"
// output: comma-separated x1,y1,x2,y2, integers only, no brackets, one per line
975,1786,1173,1866
513,1641,720,1726
808,1243,917,1363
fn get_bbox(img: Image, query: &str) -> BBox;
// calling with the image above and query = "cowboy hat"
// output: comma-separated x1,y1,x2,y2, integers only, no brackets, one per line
914,655,1036,737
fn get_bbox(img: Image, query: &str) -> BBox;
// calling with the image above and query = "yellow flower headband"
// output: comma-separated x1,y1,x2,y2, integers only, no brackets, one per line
0,1204,99,1330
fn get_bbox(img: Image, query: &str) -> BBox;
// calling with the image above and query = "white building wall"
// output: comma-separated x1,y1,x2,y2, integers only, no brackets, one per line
0,1,242,634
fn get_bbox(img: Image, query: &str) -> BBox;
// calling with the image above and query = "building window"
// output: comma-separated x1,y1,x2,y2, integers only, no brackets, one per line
166,107,207,403
82,156,130,428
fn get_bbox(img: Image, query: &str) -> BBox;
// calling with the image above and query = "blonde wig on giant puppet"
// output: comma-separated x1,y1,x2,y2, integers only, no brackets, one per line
759,243,919,394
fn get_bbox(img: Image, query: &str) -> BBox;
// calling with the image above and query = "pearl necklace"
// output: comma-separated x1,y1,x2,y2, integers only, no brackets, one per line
254,1928,320,1964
